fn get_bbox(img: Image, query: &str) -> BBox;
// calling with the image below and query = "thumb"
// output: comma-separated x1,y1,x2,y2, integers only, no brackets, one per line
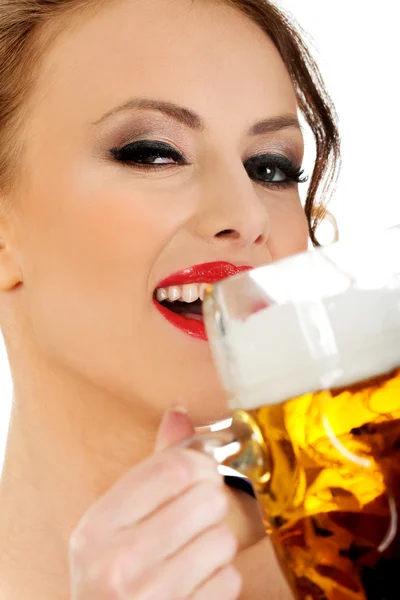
154,407,195,452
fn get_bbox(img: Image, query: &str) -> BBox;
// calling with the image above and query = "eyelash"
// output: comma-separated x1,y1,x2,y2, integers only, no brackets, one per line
110,140,308,189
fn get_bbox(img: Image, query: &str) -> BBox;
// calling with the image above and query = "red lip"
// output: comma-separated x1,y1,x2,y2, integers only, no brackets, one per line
157,261,254,288
154,261,253,341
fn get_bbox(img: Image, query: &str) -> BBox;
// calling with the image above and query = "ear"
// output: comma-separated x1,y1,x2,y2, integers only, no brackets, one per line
0,218,23,292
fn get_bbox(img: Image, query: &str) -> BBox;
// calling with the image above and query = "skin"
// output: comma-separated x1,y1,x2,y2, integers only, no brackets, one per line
0,0,308,597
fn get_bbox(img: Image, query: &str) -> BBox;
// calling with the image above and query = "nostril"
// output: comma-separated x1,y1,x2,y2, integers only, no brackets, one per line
214,229,265,245
215,229,240,239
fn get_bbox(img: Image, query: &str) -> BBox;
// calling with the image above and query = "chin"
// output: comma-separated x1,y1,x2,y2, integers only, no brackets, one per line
187,391,232,428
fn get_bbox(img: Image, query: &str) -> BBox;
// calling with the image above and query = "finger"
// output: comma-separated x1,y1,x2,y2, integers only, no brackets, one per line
87,480,229,582
190,565,242,600
72,448,222,541
124,524,238,599
154,408,195,452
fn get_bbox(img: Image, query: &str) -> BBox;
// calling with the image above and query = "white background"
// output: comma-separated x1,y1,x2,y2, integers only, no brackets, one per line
1,1,399,472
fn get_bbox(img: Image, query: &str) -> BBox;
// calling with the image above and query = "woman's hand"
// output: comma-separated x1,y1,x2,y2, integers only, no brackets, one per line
68,410,242,599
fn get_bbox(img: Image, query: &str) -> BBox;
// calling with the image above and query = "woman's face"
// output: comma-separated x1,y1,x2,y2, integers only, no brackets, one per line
7,0,308,424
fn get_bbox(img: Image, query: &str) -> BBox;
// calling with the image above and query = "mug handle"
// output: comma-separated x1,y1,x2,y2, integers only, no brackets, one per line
177,414,270,491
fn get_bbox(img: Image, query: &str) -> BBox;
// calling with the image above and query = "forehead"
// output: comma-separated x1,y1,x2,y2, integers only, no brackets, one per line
32,0,298,131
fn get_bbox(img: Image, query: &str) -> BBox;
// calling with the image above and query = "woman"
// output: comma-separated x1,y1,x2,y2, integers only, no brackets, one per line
0,0,340,598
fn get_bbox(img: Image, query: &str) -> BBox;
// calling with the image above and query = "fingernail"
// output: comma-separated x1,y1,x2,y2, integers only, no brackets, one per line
157,405,188,432
170,405,188,414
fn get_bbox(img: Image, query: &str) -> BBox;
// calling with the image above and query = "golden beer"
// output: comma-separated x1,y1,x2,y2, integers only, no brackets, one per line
228,368,400,600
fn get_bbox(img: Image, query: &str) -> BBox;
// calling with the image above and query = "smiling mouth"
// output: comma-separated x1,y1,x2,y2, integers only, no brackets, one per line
153,262,254,341
154,283,208,323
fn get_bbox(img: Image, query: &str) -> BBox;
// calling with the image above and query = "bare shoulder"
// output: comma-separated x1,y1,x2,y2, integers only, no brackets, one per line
235,535,294,600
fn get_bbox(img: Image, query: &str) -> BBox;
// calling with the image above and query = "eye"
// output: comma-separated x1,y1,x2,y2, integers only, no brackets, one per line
244,153,308,189
110,140,187,167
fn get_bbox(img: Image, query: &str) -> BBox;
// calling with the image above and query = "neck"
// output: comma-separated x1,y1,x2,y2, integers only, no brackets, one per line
0,359,159,600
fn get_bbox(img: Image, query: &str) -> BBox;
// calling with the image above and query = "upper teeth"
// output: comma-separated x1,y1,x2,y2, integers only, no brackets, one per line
156,283,210,303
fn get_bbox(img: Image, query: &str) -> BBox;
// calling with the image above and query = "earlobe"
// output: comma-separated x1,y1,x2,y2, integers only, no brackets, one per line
0,236,23,292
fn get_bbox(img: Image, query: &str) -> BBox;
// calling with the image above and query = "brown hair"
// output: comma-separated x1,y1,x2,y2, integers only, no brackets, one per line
0,0,340,245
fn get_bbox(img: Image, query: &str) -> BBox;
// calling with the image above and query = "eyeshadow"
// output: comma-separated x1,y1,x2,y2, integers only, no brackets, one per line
91,110,196,158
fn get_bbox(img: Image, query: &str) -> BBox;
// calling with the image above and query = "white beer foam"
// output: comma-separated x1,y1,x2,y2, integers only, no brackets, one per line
222,288,400,410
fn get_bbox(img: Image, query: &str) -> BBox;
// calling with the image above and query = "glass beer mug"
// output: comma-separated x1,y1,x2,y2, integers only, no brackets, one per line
192,226,400,600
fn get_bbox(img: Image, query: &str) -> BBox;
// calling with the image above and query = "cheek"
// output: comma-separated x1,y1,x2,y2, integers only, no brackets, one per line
17,166,195,387
22,165,195,294
267,195,309,260
63,173,193,276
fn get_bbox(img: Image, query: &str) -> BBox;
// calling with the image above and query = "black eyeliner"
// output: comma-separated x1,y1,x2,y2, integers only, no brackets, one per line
110,140,186,165
244,153,308,188
245,153,306,180
110,140,307,189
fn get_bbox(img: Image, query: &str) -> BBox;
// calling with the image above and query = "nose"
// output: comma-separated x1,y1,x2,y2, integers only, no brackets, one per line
191,160,269,249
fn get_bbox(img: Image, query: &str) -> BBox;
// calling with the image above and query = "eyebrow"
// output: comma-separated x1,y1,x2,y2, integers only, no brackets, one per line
93,97,301,135
93,98,203,129
249,115,302,135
